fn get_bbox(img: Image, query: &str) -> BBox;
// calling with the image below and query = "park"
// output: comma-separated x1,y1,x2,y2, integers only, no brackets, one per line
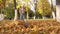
0,0,60,34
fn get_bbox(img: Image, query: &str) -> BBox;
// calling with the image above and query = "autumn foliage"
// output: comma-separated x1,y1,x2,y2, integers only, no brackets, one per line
0,20,60,34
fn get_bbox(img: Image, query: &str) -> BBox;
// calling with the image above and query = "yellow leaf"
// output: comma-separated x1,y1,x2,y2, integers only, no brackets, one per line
0,0,1,1
38,9,43,14
24,0,28,2
31,25,38,31
16,2,22,9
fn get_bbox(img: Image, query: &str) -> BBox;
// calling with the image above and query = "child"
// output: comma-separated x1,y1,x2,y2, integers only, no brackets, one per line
19,4,25,20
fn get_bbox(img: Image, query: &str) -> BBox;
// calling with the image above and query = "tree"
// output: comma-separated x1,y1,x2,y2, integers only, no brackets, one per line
0,0,6,14
0,0,7,20
37,0,51,19
51,0,56,19
56,5,60,22
14,0,18,21
56,0,60,22
27,0,37,19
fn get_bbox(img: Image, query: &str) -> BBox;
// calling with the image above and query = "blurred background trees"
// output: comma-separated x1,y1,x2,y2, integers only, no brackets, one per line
37,0,52,19
0,0,56,20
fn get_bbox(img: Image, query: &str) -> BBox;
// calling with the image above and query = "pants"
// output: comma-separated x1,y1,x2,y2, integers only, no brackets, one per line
20,14,24,20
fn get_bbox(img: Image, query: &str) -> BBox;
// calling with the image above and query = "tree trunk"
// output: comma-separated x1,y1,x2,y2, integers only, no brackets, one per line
41,0,45,19
34,15,35,20
14,9,18,21
14,0,18,21
51,0,56,19
27,11,29,20
42,16,45,19
56,5,60,22
52,11,55,19
33,0,37,20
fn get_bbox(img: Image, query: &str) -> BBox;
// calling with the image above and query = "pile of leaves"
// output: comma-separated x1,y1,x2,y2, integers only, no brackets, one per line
0,20,60,34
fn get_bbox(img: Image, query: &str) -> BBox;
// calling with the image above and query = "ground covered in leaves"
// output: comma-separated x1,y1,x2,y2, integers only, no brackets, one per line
0,19,60,34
